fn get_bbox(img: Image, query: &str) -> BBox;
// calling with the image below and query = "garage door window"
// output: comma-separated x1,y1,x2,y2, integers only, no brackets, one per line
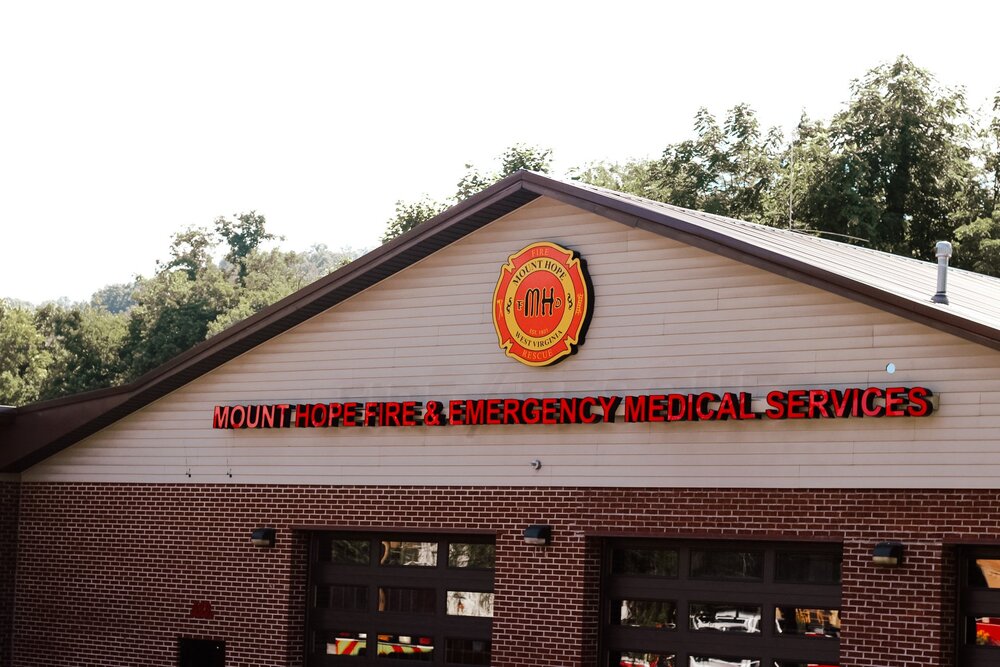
307,532,494,666
602,540,841,667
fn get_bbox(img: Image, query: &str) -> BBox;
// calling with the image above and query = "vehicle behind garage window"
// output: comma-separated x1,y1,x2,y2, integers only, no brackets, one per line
602,540,841,667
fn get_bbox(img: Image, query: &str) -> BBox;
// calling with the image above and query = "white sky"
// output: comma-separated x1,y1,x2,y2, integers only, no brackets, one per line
1,0,997,304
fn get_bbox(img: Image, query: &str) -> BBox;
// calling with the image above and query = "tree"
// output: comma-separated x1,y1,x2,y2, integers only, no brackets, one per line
34,303,127,400
120,266,237,380
953,213,1000,276
90,281,137,314
770,116,870,239
0,300,51,406
382,144,553,242
159,226,218,279
952,92,1000,274
820,56,976,259
652,105,783,222
573,106,783,224
381,198,447,243
206,246,357,336
570,159,659,198
215,211,279,285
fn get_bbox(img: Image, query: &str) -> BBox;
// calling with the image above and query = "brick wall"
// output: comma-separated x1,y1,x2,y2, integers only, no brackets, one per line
12,485,998,667
0,481,19,667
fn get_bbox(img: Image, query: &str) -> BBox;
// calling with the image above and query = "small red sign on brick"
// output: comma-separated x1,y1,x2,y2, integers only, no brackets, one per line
190,601,214,619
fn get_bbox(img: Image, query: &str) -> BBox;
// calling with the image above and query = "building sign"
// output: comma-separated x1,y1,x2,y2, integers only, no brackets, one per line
212,386,933,429
492,241,592,366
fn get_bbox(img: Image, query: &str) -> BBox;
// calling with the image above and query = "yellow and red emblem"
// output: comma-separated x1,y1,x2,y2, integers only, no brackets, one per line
492,241,592,367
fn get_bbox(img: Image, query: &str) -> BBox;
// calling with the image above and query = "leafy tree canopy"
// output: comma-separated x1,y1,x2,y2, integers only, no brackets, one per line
0,214,361,405
4,56,1000,406
382,144,553,242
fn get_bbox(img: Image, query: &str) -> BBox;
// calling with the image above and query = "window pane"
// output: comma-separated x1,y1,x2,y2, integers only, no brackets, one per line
775,552,842,584
445,638,491,665
329,539,370,565
447,591,494,617
969,616,1000,646
614,600,677,629
448,543,495,569
315,585,367,612
775,607,840,638
690,550,763,580
689,658,760,667
380,541,438,567
614,652,676,667
376,633,433,660
378,587,436,614
611,548,679,576
968,559,1000,588
318,630,367,656
689,603,761,634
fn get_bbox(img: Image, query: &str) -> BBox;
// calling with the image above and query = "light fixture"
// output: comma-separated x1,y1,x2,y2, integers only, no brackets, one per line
523,525,552,546
872,541,904,566
251,527,276,548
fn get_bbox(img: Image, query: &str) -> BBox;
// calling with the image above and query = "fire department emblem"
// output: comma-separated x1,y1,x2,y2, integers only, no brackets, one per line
492,241,592,367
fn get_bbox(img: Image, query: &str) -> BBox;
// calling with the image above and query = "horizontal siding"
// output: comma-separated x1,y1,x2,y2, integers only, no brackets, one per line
24,196,1000,487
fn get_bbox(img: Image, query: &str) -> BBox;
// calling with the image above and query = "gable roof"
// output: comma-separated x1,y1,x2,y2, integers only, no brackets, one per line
2,170,999,472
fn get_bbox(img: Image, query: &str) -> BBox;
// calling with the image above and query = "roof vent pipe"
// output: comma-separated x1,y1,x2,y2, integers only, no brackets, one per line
931,241,952,305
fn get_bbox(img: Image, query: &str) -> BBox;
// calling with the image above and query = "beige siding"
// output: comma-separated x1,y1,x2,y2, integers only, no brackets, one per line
24,197,1000,487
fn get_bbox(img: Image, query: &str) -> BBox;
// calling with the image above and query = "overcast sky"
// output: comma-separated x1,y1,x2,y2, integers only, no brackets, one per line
2,0,998,304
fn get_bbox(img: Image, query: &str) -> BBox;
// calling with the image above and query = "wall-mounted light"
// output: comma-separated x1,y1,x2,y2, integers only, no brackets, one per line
523,525,552,546
251,527,276,548
872,541,904,567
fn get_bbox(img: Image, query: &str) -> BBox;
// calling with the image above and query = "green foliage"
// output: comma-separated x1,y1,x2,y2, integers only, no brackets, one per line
34,303,128,400
90,281,137,314
773,116,868,238
1,211,362,404
206,247,357,336
575,105,783,224
658,104,783,222
499,144,552,177
159,226,218,279
577,57,998,269
120,266,238,379
954,212,1000,276
215,211,279,285
825,56,975,259
0,301,51,406
571,159,660,198
381,198,448,243
7,58,1000,406
383,144,553,242
979,92,1000,219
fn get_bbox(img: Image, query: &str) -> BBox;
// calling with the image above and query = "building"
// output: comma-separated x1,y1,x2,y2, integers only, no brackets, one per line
3,171,1000,667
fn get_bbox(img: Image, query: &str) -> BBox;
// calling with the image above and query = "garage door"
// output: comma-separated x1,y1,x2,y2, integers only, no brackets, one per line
602,539,841,667
306,532,494,666
959,546,1000,666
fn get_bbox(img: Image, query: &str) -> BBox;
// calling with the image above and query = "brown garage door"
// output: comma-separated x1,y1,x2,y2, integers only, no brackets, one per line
306,532,494,666
602,539,841,667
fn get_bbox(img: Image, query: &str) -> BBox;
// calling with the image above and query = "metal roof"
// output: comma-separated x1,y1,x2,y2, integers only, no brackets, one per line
2,170,999,472
570,179,1000,331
